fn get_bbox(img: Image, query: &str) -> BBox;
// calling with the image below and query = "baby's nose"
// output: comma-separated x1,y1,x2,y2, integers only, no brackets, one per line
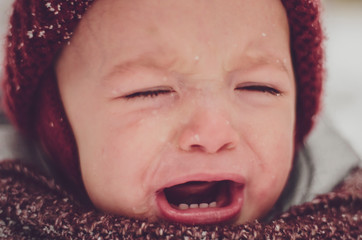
178,109,239,154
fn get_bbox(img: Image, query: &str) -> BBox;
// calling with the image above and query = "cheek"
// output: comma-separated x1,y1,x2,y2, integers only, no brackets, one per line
77,112,172,215
235,104,295,221
246,115,294,187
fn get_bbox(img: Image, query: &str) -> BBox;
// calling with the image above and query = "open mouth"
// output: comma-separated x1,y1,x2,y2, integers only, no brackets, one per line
156,180,244,225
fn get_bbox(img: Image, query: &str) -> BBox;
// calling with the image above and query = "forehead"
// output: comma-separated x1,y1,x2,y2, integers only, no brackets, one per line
82,0,288,44
62,0,291,77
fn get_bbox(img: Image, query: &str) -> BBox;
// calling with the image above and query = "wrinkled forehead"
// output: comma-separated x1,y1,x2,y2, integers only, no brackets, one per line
61,0,291,77
76,0,289,45
82,0,288,31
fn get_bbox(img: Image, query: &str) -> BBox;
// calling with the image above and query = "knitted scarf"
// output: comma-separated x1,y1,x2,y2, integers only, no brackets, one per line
0,160,361,239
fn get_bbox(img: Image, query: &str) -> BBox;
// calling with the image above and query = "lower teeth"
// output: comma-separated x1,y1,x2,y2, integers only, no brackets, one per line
178,201,217,210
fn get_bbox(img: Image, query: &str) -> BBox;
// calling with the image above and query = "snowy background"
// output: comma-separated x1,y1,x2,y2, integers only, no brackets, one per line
0,0,361,158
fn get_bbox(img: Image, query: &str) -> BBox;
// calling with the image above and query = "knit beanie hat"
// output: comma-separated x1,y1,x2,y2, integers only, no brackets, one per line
1,0,324,185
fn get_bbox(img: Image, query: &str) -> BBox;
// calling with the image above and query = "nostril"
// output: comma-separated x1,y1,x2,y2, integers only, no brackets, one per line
219,142,236,152
222,142,236,150
186,142,235,153
189,144,206,152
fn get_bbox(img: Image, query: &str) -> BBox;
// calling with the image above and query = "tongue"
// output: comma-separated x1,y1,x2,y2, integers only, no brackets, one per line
165,181,220,205
169,181,217,195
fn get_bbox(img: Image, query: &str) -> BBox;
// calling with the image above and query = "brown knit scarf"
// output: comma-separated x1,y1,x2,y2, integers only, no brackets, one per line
0,160,361,239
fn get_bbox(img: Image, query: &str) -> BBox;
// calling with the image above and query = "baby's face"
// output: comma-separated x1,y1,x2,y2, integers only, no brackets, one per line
56,0,295,224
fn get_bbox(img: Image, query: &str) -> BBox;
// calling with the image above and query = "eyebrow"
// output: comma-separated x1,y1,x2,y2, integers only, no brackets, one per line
227,50,292,75
102,53,179,82
103,49,293,83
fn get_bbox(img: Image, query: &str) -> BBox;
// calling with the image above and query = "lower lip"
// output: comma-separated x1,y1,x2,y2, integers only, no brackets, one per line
156,183,244,225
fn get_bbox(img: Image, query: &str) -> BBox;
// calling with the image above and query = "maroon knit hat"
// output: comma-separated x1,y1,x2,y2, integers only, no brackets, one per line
1,0,324,185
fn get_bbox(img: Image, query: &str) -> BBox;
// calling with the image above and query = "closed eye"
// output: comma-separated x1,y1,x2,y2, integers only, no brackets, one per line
123,87,175,99
235,85,282,96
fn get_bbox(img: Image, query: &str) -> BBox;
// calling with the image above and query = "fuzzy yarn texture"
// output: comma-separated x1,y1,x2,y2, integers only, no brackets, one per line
0,160,361,239
1,0,324,185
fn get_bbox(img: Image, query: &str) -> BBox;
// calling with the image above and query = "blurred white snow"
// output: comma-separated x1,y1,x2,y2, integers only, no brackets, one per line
0,0,13,65
323,0,362,158
0,0,361,158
